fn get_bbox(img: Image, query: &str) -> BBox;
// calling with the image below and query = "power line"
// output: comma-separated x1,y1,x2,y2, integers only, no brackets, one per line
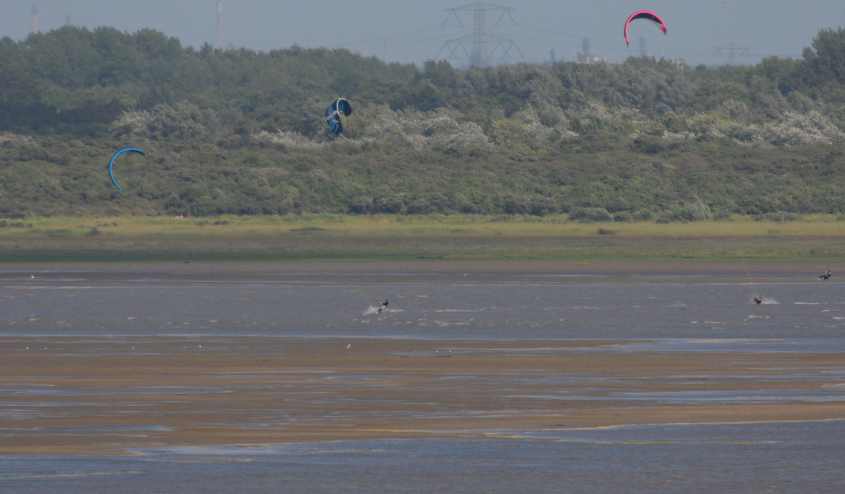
713,42,751,65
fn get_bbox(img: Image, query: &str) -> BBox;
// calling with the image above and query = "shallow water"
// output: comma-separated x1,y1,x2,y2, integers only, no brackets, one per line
2,267,845,340
2,421,844,493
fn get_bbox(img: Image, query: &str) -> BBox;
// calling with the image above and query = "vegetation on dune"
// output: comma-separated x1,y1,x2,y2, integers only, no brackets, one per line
3,27,845,218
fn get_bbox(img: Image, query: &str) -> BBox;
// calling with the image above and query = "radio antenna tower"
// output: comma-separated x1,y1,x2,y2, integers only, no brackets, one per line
439,3,523,68
31,4,40,34
216,1,224,48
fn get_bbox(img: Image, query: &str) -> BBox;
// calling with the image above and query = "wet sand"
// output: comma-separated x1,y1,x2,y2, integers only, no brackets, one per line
4,336,845,455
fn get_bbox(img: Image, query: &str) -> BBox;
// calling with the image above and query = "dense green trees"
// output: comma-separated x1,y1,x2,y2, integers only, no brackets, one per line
2,26,845,218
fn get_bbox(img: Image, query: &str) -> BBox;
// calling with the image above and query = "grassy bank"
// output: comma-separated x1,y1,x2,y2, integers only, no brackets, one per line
4,215,845,263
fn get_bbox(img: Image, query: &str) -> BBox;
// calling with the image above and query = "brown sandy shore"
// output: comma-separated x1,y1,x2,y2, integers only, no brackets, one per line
3,336,845,455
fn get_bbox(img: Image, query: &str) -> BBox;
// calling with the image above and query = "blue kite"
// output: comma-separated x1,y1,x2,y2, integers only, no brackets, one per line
324,97,353,137
108,147,145,192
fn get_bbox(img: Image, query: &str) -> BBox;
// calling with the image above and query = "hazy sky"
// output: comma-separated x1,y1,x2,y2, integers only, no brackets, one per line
1,1,843,65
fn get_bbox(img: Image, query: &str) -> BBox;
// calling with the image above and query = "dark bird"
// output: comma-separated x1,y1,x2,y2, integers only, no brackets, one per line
377,299,389,314
819,269,832,281
754,296,763,305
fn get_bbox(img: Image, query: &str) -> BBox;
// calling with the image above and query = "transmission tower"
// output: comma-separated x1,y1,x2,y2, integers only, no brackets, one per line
712,1,751,65
576,37,591,63
439,3,523,68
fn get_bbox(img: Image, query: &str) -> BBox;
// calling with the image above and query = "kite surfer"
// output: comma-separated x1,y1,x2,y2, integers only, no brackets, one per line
325,97,353,137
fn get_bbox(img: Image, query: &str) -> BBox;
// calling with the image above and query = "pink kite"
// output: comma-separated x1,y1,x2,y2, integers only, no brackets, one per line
624,10,668,46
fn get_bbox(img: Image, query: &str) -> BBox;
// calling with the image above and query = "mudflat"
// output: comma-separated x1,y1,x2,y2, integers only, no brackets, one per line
4,336,845,455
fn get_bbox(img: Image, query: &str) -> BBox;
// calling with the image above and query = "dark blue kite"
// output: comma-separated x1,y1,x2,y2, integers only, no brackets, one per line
108,147,145,192
324,98,353,137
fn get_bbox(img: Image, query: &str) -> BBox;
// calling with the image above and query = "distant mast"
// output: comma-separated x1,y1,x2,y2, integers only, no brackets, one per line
216,0,224,48
31,4,40,34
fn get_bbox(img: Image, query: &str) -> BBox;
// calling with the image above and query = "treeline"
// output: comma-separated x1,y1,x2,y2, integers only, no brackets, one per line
2,26,845,218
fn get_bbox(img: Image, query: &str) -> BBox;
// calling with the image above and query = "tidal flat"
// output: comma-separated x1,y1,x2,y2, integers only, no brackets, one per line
3,261,845,492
